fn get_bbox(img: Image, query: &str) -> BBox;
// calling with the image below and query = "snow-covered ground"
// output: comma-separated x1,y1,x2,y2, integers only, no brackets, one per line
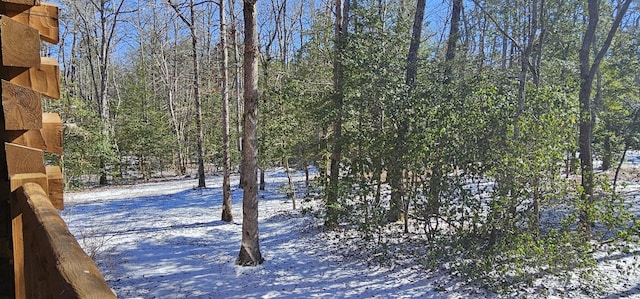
62,170,482,298
61,160,640,298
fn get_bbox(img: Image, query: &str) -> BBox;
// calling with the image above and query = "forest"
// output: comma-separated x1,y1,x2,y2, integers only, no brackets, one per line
49,0,640,296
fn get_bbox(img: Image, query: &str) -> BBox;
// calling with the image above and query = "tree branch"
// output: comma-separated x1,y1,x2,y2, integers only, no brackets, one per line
588,0,633,80
167,0,193,28
470,0,522,50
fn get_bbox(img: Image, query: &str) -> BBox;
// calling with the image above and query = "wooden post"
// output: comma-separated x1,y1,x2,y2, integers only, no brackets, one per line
0,1,79,297
15,183,116,298
45,166,62,210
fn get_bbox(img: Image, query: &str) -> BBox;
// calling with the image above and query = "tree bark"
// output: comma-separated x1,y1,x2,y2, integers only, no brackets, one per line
237,0,264,266
578,0,632,236
229,0,245,188
388,0,426,223
168,0,207,188
325,0,349,229
221,0,234,222
444,0,461,82
190,1,206,188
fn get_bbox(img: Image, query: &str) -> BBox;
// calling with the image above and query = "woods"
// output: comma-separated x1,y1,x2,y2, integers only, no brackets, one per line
51,0,640,293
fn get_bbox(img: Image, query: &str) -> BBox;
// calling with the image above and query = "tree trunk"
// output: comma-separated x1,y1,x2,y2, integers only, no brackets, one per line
284,158,296,209
326,0,350,229
237,0,264,266
602,134,612,171
190,1,206,188
613,142,630,193
444,0,461,82
229,0,245,188
578,0,632,236
388,0,426,223
221,0,234,222
304,160,309,187
259,167,265,190
168,0,207,187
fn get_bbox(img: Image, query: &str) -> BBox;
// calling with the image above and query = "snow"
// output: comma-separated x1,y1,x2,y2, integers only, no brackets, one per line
60,164,640,298
61,170,472,298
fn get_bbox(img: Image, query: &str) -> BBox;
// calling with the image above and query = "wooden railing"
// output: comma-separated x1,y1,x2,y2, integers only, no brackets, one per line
11,183,115,298
0,0,114,297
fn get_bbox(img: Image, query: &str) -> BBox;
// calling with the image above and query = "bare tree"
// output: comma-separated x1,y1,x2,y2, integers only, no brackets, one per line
168,0,207,188
229,0,245,188
325,0,350,229
68,0,129,185
237,0,264,266
220,0,234,222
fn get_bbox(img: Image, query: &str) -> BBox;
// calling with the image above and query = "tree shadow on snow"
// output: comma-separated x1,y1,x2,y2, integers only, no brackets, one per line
61,170,450,298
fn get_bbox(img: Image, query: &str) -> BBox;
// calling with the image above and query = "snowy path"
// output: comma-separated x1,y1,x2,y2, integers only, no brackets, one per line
61,170,457,299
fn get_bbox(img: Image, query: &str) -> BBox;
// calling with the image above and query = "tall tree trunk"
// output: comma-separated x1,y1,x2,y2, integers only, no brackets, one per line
168,0,207,187
578,0,632,236
388,0,426,223
284,157,296,209
444,0,461,82
79,0,126,185
229,0,245,188
221,0,234,222
237,0,264,266
190,1,206,188
405,0,426,88
325,0,349,229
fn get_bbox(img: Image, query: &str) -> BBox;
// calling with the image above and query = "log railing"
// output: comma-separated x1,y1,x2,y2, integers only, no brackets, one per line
11,182,115,298
0,0,114,297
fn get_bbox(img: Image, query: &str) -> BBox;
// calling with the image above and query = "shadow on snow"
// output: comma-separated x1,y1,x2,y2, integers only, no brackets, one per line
61,170,444,298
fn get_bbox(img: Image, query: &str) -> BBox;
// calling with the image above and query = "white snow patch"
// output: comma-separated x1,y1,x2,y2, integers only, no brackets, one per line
61,165,640,298
62,171,462,298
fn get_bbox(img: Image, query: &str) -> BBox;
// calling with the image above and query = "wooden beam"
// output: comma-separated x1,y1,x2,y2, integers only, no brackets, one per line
11,212,24,299
15,183,116,298
4,114,62,154
0,15,39,68
41,112,62,154
3,129,46,150
32,57,60,99
1,3,58,44
9,173,47,193
45,166,62,210
8,57,59,99
1,80,42,130
0,1,38,6
5,143,44,176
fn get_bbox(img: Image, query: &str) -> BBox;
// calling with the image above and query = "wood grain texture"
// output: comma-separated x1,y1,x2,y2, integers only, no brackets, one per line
45,165,62,210
11,213,24,299
7,113,63,153
15,183,116,298
3,129,46,150
5,142,45,176
1,2,59,44
0,15,39,67
10,173,47,193
30,57,60,99
1,79,42,130
0,0,38,5
41,112,62,154
7,57,60,99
